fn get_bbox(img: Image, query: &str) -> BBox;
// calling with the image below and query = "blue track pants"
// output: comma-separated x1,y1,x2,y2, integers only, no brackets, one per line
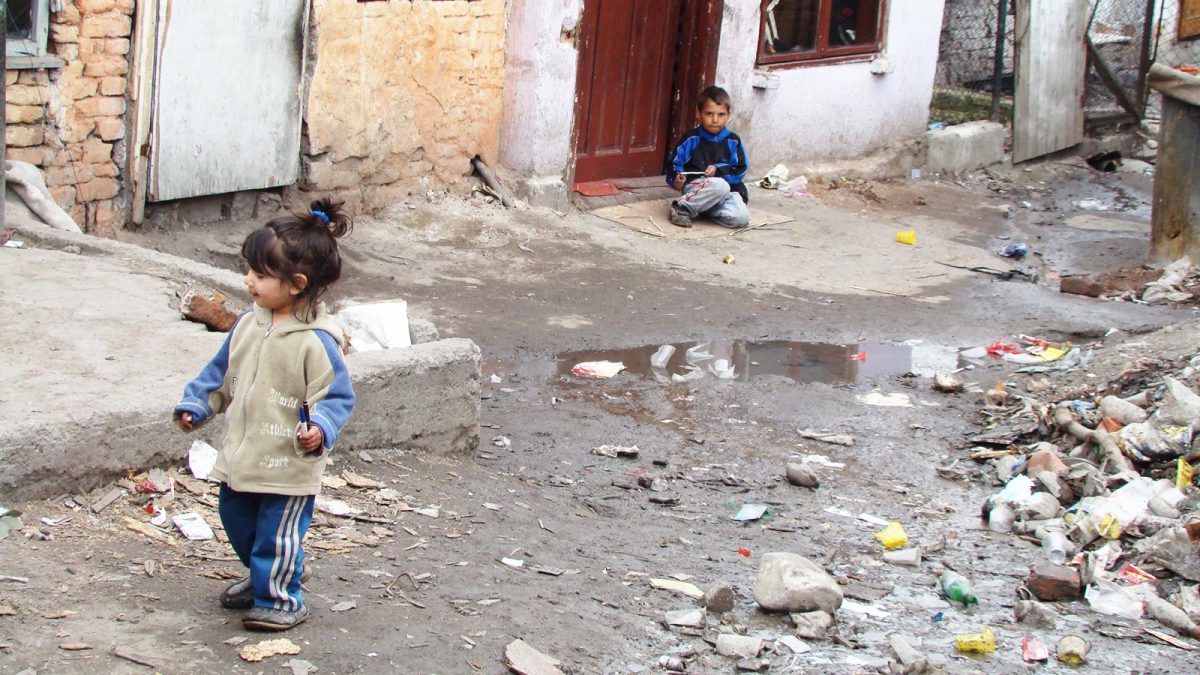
218,483,315,611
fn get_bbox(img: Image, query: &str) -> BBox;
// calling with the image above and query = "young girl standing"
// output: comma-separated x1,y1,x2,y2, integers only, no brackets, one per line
175,197,356,631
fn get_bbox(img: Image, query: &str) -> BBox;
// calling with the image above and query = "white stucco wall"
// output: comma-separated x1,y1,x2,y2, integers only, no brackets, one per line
716,0,946,166
498,0,583,178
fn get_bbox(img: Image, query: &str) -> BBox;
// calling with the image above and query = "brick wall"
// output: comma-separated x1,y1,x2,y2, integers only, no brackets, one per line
301,0,507,212
5,0,132,234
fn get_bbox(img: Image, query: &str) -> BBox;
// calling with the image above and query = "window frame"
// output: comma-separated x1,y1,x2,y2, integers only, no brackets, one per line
6,0,50,59
757,0,888,69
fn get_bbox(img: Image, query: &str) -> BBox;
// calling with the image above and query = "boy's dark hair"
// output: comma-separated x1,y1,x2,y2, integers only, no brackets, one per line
241,196,353,321
697,85,732,111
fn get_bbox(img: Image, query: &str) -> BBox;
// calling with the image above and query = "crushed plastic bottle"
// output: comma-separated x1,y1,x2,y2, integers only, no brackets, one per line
955,626,995,655
939,570,979,605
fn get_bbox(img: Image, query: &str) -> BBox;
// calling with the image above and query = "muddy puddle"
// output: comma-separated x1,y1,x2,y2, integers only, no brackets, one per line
486,339,961,386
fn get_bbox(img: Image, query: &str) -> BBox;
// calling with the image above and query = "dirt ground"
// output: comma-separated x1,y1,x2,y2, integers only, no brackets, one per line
4,158,1200,673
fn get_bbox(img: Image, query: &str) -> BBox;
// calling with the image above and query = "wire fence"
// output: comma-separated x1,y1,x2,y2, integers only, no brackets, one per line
933,0,1200,127
1151,0,1200,72
933,0,1013,126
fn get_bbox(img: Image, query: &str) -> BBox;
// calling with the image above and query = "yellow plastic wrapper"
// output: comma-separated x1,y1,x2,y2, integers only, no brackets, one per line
1097,513,1122,539
1178,457,1195,490
955,627,996,655
872,521,908,550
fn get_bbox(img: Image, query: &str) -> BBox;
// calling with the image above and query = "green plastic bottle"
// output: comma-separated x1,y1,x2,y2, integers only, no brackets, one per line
939,571,979,605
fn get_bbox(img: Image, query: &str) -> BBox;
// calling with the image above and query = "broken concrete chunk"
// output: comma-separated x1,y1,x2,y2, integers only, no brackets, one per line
883,548,922,567
1026,562,1082,601
650,577,704,599
785,463,820,489
1014,598,1059,629
663,608,706,628
888,633,930,674
789,610,835,640
715,634,763,659
703,583,736,613
753,552,843,614
239,638,301,663
504,639,563,675
932,372,964,393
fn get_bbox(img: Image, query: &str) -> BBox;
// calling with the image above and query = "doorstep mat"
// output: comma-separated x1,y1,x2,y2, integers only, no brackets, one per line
590,198,795,239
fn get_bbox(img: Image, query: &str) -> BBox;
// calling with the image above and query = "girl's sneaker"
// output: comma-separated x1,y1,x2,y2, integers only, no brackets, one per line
243,605,310,631
220,567,313,610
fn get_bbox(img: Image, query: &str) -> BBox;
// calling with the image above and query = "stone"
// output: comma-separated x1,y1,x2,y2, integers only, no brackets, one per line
1014,599,1059,629
503,639,561,675
702,583,736,614
883,547,922,567
77,96,126,117
7,85,50,106
790,610,834,639
1060,276,1103,297
64,77,100,101
785,463,819,489
7,147,54,167
16,71,50,86
715,634,763,659
6,125,46,148
45,164,96,188
83,57,130,77
933,372,964,393
102,37,131,55
95,118,125,141
754,553,842,613
51,23,80,43
888,634,929,675
5,71,17,86
1026,562,1082,601
663,608,705,628
6,105,46,125
75,178,120,202
49,185,78,208
78,0,118,14
79,13,132,38
98,76,127,96
1027,448,1068,475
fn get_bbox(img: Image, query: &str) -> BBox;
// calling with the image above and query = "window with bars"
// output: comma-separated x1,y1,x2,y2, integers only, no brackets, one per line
758,0,886,66
6,0,50,59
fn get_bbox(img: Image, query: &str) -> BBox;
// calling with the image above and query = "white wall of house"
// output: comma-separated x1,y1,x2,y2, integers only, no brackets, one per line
716,0,946,167
498,0,583,198
498,0,946,197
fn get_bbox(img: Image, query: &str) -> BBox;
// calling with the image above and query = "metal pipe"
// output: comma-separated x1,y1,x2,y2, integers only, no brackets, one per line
471,156,514,208
990,0,1008,123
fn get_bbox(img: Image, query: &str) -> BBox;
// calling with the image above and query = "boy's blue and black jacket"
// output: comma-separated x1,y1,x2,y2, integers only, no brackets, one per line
666,126,750,204
174,303,355,496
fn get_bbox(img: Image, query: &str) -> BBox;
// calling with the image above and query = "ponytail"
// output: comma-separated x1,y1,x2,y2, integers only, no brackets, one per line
307,196,353,239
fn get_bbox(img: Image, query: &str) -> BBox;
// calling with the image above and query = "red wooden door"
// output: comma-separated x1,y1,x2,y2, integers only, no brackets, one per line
574,0,684,183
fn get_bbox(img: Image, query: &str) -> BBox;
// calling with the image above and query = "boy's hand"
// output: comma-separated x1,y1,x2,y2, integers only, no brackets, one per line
704,165,717,177
297,425,324,454
673,174,685,191
178,412,194,432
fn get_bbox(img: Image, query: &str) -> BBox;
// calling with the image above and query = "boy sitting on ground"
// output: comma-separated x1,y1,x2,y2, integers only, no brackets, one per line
666,85,750,229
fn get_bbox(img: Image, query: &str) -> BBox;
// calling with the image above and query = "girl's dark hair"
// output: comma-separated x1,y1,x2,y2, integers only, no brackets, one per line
241,196,353,321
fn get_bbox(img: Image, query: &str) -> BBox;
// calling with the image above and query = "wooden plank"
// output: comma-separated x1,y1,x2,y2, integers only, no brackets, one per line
1150,97,1200,263
1013,0,1088,163
148,0,308,201
127,0,157,224
1086,37,1140,120
1181,0,1200,40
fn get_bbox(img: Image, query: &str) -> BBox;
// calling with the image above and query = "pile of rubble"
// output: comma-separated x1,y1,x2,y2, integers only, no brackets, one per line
957,330,1200,659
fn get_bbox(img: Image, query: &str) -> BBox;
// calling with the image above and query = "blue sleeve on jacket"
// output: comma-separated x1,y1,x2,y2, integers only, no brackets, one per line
724,138,749,185
311,330,356,452
666,135,700,187
175,317,241,425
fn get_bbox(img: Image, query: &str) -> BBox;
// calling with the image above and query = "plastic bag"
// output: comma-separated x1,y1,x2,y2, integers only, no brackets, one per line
333,301,411,352
1084,579,1143,619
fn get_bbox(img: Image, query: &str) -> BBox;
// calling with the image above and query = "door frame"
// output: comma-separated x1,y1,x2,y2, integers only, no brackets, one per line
570,0,725,185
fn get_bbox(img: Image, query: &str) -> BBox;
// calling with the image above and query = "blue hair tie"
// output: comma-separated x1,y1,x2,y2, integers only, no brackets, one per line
312,210,330,224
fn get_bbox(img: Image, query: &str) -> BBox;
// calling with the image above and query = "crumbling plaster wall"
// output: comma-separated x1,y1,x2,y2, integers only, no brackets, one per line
302,0,506,212
498,0,584,207
4,0,132,234
717,0,946,167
